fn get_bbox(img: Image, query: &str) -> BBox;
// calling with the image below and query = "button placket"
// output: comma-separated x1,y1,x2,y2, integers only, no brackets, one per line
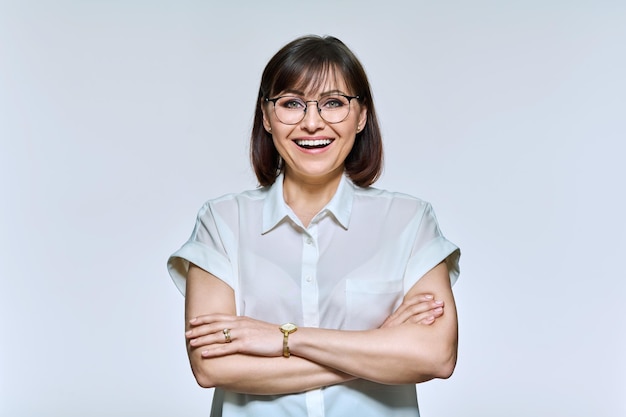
301,225,319,328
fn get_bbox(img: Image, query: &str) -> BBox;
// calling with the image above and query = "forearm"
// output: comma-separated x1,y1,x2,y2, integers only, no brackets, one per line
289,263,458,384
189,350,354,394
289,322,457,385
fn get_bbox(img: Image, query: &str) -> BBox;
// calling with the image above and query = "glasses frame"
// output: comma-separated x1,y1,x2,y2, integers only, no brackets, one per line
264,94,360,125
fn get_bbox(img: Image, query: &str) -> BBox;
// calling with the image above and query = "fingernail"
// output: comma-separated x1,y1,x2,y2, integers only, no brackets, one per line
424,295,434,300
434,300,444,305
189,318,197,323
185,330,192,336
434,307,443,313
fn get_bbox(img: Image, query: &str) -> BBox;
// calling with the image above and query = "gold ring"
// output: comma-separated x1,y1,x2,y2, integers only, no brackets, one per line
223,328,231,343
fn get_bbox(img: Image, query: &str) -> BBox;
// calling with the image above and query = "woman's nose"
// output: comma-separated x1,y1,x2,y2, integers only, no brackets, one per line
300,101,325,130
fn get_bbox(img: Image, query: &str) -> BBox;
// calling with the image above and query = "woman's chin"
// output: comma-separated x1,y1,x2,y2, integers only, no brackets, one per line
285,164,344,182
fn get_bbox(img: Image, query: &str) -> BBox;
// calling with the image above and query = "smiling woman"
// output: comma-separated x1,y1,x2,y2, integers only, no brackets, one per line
261,75,367,211
251,36,383,189
167,35,461,417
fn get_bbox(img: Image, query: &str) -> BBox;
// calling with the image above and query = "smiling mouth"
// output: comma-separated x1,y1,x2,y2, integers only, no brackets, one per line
294,139,333,149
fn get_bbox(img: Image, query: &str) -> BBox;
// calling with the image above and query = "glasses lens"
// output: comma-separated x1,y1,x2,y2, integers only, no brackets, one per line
274,97,306,125
319,96,351,123
273,96,352,125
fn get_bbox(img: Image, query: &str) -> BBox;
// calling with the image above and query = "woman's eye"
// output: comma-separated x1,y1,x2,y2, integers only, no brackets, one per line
321,98,345,108
281,99,304,109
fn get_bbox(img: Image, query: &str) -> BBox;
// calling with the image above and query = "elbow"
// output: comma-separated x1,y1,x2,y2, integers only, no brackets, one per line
402,349,457,384
192,366,217,389
412,341,456,382
189,353,239,389
433,354,456,379
195,374,216,389
188,352,220,389
430,344,457,380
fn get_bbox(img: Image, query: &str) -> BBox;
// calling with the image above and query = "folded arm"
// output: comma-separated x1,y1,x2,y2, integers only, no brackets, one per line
184,262,456,393
185,264,354,394
290,262,458,384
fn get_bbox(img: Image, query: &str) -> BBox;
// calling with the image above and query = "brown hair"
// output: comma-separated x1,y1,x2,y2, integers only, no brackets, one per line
250,35,383,187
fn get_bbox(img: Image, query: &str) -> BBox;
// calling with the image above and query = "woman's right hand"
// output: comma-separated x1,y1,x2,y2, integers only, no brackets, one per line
379,294,445,328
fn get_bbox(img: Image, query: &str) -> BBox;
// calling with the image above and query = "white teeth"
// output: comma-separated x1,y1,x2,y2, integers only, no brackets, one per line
295,139,332,147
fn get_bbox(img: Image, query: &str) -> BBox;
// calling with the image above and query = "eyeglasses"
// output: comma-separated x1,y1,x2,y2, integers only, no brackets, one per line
264,94,360,125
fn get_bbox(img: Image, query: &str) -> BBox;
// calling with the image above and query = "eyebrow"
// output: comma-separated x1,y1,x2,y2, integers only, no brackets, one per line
280,88,347,98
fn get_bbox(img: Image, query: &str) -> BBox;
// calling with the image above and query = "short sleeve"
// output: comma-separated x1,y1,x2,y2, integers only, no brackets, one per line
167,202,234,296
403,203,460,291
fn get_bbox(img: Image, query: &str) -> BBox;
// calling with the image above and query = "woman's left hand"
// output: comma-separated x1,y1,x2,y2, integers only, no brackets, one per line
380,293,445,328
186,314,282,358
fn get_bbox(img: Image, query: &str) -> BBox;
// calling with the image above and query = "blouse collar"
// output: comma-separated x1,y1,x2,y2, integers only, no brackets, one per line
262,173,355,233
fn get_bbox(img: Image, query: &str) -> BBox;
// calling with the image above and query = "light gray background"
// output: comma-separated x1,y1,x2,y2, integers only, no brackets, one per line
1,1,624,416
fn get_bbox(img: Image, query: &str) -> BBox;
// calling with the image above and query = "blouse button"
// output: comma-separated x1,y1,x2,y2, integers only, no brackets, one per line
306,238,313,245
306,276,313,283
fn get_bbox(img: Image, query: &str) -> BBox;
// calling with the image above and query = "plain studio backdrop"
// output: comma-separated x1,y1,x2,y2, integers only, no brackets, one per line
1,1,624,416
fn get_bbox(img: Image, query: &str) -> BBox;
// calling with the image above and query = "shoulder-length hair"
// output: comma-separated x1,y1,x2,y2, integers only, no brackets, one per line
250,35,383,187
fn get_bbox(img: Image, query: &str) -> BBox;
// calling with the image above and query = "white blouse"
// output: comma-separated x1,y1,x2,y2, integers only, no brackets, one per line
168,173,460,417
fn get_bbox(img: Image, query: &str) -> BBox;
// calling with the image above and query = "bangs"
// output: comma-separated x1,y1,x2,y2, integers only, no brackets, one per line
268,59,353,98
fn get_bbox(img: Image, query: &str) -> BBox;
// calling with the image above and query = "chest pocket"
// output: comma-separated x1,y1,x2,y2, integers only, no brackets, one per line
345,279,403,330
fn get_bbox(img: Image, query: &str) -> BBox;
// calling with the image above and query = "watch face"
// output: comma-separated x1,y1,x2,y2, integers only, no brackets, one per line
281,323,297,332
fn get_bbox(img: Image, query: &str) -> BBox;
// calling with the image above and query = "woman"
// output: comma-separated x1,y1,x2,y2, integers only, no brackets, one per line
168,35,460,417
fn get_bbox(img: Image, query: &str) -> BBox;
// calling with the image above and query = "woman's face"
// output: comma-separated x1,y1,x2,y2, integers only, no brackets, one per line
262,75,367,184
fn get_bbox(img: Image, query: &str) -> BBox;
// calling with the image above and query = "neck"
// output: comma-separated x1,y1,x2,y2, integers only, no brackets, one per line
282,169,343,227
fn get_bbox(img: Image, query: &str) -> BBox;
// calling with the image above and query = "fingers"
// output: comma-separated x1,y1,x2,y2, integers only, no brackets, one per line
186,314,238,338
186,314,239,351
381,294,445,328
188,313,236,327
186,316,283,358
186,322,235,341
187,327,231,348
409,304,444,325
186,324,242,359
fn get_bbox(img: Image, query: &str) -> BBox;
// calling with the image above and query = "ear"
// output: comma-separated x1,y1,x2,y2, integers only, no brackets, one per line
356,104,367,133
261,105,272,133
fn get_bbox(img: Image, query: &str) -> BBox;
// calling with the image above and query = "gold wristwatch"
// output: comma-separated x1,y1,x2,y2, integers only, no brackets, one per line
279,323,298,358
